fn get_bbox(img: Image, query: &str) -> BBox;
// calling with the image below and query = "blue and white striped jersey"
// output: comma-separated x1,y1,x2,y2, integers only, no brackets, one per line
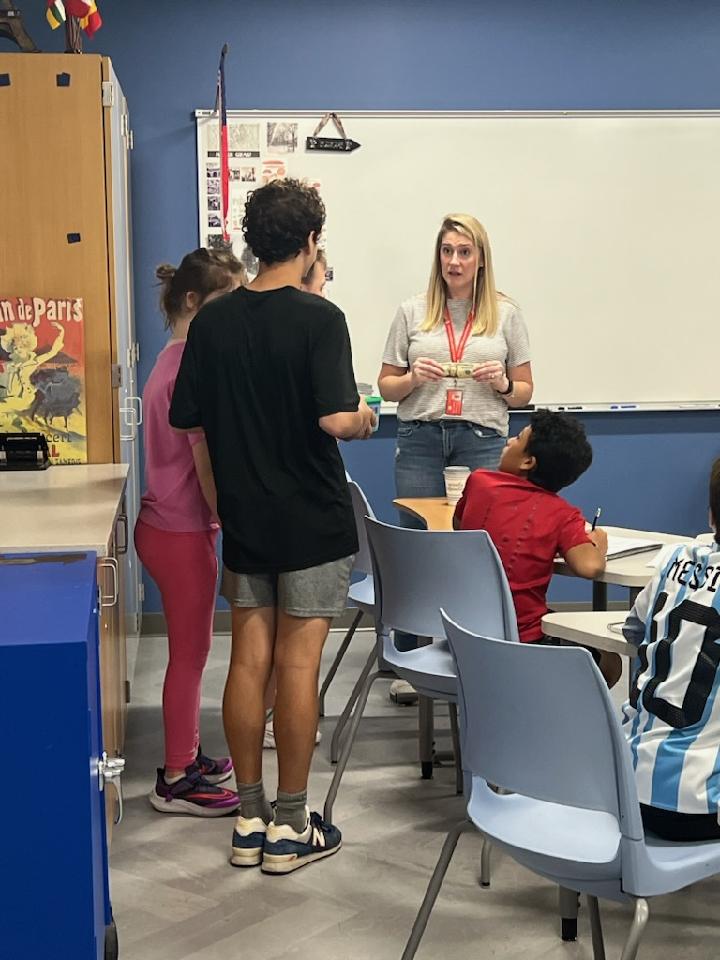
623,540,720,814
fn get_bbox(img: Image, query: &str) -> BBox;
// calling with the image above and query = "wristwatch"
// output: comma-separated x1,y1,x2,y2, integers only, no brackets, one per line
499,378,513,396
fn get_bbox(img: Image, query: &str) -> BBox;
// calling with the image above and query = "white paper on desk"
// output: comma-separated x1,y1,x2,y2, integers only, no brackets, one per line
605,536,662,560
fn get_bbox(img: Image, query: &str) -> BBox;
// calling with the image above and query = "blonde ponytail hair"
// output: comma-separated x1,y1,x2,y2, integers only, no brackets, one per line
421,214,503,337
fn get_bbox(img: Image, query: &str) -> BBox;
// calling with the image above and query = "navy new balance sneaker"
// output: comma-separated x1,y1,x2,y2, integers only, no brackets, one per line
261,809,342,874
230,814,268,868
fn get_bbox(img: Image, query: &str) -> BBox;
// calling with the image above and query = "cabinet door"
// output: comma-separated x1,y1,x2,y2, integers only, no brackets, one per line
0,53,115,462
97,543,121,843
103,58,143,655
114,509,129,749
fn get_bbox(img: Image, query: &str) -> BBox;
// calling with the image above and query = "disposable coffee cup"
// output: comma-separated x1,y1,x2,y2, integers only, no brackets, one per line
364,395,382,433
443,466,471,504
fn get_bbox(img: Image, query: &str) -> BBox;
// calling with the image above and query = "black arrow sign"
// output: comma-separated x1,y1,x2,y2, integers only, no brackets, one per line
306,136,361,153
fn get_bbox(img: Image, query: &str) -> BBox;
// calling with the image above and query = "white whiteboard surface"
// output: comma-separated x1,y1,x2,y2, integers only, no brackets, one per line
195,110,720,406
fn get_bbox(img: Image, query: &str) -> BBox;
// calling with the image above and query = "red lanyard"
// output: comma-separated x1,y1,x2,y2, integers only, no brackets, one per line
443,307,474,362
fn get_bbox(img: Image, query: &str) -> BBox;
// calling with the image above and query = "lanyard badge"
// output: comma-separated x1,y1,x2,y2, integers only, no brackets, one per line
443,307,474,417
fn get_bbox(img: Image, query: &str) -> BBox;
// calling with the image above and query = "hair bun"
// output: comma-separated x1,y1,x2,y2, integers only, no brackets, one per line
155,263,177,282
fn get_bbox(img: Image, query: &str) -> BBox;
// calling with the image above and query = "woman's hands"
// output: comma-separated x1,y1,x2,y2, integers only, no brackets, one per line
472,360,509,392
410,356,445,387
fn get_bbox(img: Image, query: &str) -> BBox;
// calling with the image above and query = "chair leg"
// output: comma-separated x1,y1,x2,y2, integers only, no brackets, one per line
323,669,382,823
480,838,492,887
419,695,435,779
319,610,363,717
448,703,463,795
587,895,606,960
620,899,649,960
330,645,378,763
401,820,472,960
559,886,580,941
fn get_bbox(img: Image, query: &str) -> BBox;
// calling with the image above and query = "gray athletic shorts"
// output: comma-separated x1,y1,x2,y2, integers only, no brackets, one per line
220,554,355,619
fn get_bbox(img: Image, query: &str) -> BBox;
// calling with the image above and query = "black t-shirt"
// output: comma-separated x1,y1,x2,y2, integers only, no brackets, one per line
169,286,360,573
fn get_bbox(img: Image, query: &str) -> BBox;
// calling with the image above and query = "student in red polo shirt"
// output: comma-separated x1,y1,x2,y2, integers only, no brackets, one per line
454,408,621,686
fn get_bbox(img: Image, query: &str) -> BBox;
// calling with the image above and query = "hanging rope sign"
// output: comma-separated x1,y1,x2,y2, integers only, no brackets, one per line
306,112,361,153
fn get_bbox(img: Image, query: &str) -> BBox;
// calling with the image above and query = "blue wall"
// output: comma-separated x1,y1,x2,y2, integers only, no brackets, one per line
7,0,720,612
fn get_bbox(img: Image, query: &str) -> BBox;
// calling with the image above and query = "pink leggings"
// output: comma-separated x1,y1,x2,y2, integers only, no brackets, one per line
134,518,219,770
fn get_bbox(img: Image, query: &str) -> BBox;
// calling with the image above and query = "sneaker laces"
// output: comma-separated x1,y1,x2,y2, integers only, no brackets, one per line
308,811,331,832
166,765,223,798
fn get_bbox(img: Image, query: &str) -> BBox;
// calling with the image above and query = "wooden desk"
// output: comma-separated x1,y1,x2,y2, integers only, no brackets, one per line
541,611,634,658
393,496,697,608
394,497,456,531
542,611,637,696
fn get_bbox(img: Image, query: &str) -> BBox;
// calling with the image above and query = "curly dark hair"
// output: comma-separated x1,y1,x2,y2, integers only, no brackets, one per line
527,409,593,493
242,178,325,265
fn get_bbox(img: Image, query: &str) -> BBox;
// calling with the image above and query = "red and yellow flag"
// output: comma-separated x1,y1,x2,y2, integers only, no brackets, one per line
52,0,103,36
79,1,102,37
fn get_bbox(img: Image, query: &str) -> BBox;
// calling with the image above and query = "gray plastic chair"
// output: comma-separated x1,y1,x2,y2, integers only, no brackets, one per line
323,519,518,823
402,611,720,960
319,480,375,717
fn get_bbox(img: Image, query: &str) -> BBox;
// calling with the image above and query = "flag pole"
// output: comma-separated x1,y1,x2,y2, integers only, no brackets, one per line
215,44,231,244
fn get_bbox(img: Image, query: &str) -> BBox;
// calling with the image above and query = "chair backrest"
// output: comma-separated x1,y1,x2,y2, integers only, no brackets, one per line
348,480,375,576
442,611,644,839
365,518,519,643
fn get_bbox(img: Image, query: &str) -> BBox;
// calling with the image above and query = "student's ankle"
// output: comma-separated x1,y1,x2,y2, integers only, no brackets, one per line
274,789,308,833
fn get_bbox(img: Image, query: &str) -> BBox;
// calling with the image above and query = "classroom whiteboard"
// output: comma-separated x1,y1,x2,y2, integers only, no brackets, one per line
195,110,720,407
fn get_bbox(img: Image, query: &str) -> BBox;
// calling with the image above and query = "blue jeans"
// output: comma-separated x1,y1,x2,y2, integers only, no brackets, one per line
395,419,505,504
393,419,505,651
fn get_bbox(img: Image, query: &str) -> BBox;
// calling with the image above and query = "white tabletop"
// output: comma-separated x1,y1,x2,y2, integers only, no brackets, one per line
553,525,696,589
0,463,128,558
542,610,635,657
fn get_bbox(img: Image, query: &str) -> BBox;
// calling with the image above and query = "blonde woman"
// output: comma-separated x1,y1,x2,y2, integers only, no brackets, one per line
379,213,533,501
378,215,533,677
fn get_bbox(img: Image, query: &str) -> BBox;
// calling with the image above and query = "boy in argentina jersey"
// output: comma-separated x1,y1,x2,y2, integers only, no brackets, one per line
622,458,720,841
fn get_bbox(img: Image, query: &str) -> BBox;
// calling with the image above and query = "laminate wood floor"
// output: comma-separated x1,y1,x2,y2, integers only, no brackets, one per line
110,630,720,959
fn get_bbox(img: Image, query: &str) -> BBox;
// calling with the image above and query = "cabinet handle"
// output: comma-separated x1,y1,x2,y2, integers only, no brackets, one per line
99,752,126,825
116,513,129,555
98,557,119,607
127,395,143,426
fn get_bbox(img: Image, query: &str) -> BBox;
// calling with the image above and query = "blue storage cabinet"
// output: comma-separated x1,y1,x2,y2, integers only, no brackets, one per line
0,552,117,960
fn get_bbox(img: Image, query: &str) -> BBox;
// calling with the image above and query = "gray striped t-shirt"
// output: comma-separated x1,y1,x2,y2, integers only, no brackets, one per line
382,294,531,436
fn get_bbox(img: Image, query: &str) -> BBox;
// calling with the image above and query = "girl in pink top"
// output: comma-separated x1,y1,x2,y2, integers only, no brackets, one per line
135,248,246,816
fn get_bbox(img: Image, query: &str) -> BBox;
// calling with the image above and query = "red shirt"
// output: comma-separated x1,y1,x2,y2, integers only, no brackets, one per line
454,470,590,643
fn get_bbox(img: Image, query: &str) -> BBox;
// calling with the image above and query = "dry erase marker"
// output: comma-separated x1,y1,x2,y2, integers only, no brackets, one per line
591,507,602,531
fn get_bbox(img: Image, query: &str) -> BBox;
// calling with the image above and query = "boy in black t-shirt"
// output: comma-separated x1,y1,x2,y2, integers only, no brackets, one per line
170,180,375,873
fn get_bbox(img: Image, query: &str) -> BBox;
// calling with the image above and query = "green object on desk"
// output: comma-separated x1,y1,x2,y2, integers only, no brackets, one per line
364,395,382,432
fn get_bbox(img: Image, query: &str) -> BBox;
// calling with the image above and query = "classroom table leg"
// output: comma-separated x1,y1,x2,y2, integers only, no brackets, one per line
419,696,434,779
592,581,608,611
559,886,579,942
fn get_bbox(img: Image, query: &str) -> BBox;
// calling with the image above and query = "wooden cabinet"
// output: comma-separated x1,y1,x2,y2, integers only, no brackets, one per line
0,53,116,460
0,54,142,834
